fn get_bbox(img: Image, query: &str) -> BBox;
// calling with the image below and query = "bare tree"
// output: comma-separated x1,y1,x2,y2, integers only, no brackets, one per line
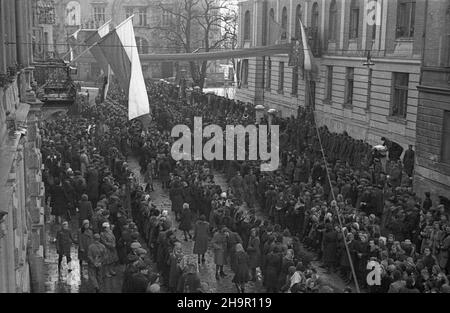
151,0,237,89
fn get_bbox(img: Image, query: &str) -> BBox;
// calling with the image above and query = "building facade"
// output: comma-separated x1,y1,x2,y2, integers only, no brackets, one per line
53,0,227,83
415,0,450,200
0,0,47,293
235,0,425,150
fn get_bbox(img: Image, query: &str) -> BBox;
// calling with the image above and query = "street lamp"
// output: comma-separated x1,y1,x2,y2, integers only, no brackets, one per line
267,108,277,127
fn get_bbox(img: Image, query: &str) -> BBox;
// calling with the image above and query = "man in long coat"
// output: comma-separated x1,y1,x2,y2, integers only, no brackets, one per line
211,227,228,279
86,165,99,207
402,145,415,177
193,215,209,264
87,233,107,293
170,178,185,221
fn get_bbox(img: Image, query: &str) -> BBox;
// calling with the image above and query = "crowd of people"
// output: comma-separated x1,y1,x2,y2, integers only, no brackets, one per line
41,77,450,293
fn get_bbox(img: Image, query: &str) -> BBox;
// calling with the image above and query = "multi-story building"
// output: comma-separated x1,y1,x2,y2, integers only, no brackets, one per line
0,0,47,293
235,0,424,150
415,0,450,200
53,0,227,83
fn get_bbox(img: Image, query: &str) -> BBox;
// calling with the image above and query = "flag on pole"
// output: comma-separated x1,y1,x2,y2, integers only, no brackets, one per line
97,16,150,120
299,19,319,80
84,20,111,75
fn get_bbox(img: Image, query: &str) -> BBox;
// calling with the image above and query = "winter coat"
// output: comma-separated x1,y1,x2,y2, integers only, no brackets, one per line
87,241,106,267
264,252,282,289
169,253,184,289
100,229,118,264
51,185,68,217
56,229,75,256
170,185,185,214
78,229,94,262
86,168,99,202
78,199,93,222
193,221,209,255
179,207,193,231
232,251,250,284
322,230,338,264
247,236,261,268
211,231,227,265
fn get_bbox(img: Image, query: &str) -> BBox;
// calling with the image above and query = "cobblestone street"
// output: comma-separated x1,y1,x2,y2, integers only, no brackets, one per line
43,156,352,293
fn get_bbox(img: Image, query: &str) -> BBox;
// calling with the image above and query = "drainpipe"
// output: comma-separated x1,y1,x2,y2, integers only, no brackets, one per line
420,0,428,85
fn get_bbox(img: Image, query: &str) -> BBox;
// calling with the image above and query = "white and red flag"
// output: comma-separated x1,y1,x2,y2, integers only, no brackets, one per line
97,17,150,120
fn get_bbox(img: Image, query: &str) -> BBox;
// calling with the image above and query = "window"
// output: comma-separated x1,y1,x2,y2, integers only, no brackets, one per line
329,0,338,41
138,8,147,26
441,111,450,164
242,59,249,87
278,62,284,94
266,58,272,90
93,6,105,24
162,10,172,26
125,7,133,18
367,69,373,109
371,0,378,40
292,66,299,96
345,67,354,105
312,2,319,31
349,0,360,39
295,5,302,39
66,1,81,26
281,7,288,40
135,37,148,54
391,72,409,118
325,66,333,101
267,8,275,44
244,10,251,41
396,0,415,38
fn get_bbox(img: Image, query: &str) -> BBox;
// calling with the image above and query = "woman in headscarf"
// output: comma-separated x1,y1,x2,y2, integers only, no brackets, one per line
179,203,193,241
100,222,118,277
78,219,94,273
232,243,250,293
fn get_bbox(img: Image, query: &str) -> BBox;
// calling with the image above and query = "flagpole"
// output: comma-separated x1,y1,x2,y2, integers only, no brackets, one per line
63,19,113,61
61,27,82,60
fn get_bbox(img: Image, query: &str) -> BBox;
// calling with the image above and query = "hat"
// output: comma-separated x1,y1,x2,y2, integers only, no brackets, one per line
130,242,142,250
136,248,147,255
102,222,110,228
82,219,90,226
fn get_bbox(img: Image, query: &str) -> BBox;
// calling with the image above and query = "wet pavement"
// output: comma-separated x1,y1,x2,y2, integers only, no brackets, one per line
43,156,351,293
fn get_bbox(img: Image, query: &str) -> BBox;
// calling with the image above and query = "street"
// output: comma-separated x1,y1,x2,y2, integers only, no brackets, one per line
43,156,352,293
